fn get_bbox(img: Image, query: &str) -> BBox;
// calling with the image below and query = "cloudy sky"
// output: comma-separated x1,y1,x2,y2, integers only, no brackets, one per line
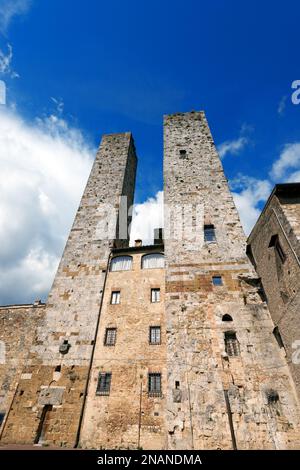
0,0,300,304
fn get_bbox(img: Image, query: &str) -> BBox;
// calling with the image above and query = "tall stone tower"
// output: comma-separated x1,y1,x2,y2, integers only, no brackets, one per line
1,133,137,446
164,112,300,449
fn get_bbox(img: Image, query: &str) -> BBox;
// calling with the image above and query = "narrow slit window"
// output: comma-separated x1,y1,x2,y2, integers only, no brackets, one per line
179,149,187,159
96,372,112,396
273,326,285,350
104,328,117,346
269,235,286,263
204,224,216,242
148,373,162,397
111,291,120,305
149,326,161,345
151,288,160,303
224,331,240,357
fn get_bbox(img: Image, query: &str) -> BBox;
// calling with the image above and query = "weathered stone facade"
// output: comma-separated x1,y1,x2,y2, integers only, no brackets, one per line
163,112,300,449
0,133,137,446
1,112,300,449
80,246,166,449
247,183,300,401
0,302,45,435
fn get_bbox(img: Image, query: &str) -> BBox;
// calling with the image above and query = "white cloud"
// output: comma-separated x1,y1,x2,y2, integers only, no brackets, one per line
0,43,18,78
0,79,5,104
217,125,251,159
0,106,95,304
270,143,300,180
277,95,287,115
231,176,272,235
130,191,163,246
0,0,31,34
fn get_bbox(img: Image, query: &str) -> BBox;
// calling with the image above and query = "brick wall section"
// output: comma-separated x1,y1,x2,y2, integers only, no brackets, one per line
163,111,300,449
1,133,137,446
80,249,166,449
0,304,45,434
248,190,300,400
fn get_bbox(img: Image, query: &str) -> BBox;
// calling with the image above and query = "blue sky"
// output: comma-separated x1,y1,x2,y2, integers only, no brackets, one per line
0,0,300,303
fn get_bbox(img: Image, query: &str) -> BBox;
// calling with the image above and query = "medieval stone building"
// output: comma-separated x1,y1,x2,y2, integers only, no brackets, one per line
0,111,299,449
247,183,300,402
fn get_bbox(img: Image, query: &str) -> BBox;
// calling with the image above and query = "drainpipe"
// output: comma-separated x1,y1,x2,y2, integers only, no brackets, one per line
224,389,237,450
137,380,143,449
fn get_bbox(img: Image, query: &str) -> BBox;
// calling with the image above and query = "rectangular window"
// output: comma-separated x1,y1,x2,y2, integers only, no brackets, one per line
151,288,160,303
149,326,161,345
148,373,162,397
224,332,240,357
204,224,216,242
111,291,120,305
96,372,112,396
104,328,117,346
212,275,223,286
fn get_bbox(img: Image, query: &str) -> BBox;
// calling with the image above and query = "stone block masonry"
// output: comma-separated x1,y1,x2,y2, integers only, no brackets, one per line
163,112,300,449
1,133,137,446
247,184,300,402
0,303,45,435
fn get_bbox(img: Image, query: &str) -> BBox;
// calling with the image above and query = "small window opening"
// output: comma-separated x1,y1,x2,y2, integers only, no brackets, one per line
149,326,161,345
224,331,240,356
222,314,233,322
212,275,223,286
148,373,162,397
96,372,112,396
204,224,216,242
269,235,286,263
111,291,120,305
104,328,117,346
266,389,279,405
179,149,187,159
151,288,160,303
55,365,61,372
175,381,180,389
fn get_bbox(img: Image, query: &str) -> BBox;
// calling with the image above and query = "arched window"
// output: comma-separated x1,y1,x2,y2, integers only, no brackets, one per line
142,253,164,269
222,314,233,322
110,255,132,272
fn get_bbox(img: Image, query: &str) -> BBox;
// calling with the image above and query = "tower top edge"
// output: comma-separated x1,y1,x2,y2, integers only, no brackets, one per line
163,110,206,121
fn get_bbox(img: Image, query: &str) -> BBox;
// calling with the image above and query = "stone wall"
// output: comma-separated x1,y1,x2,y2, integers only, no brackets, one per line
163,112,300,449
0,303,45,435
248,188,300,400
1,133,137,446
80,248,166,449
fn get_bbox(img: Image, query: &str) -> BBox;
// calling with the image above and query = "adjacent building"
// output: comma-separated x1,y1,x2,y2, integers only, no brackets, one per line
247,183,300,401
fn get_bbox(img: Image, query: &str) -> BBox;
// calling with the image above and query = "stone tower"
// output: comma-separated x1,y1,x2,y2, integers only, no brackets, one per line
1,133,137,446
164,112,300,449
